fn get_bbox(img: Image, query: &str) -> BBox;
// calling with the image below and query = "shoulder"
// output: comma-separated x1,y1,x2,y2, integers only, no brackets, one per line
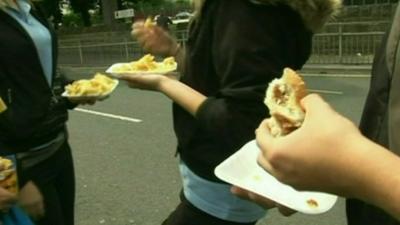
248,0,342,32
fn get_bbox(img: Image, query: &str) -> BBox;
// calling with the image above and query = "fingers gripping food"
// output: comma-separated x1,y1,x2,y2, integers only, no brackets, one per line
65,73,116,96
0,157,18,194
264,68,307,137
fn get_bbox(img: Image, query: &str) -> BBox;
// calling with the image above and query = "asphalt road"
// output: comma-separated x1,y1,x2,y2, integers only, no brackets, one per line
64,67,371,225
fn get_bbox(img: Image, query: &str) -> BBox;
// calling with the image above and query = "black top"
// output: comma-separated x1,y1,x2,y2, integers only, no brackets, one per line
0,8,74,154
173,0,313,182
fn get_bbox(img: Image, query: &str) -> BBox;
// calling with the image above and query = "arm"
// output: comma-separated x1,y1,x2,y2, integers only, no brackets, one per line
356,139,400,221
55,68,79,109
0,187,17,213
159,78,205,116
121,74,205,117
126,11,284,150
193,3,298,151
131,21,185,66
18,181,45,219
131,21,185,73
256,94,400,220
127,3,310,152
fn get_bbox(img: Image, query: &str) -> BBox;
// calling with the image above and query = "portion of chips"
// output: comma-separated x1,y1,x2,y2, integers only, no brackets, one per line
0,157,18,194
0,97,7,113
144,16,155,28
112,54,177,74
65,73,117,96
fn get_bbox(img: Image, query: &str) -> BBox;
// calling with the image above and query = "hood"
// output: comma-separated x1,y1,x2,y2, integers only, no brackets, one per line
0,0,17,9
250,0,342,32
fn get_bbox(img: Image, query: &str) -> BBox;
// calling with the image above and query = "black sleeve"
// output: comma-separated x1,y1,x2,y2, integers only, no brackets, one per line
55,68,77,110
196,2,311,151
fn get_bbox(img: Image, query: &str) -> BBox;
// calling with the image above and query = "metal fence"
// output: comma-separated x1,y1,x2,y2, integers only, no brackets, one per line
344,0,397,5
58,23,385,66
309,32,385,64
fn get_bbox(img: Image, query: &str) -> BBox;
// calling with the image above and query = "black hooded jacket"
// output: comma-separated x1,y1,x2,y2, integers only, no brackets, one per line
0,7,75,154
174,0,340,182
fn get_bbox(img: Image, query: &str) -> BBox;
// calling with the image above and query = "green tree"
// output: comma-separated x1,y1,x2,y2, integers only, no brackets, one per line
69,0,98,26
32,0,63,28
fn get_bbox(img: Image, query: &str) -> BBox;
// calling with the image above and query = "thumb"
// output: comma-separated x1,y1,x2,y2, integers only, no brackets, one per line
255,119,277,174
300,94,331,121
255,119,274,157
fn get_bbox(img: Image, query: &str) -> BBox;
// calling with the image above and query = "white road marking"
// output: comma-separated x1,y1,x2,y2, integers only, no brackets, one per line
308,89,343,95
302,73,370,78
74,108,142,123
302,73,367,95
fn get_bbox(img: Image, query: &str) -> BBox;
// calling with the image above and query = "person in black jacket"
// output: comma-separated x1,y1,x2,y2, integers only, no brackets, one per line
0,0,98,224
127,0,340,224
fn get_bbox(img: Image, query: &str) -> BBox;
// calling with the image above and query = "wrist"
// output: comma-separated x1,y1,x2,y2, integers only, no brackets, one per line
367,150,400,213
352,138,400,206
158,75,175,92
169,43,181,57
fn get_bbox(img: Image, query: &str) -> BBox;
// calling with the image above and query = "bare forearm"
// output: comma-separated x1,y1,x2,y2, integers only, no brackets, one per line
352,138,400,220
159,78,206,116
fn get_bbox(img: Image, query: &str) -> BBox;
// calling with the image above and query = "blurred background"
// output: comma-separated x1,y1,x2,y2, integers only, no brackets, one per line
31,0,397,67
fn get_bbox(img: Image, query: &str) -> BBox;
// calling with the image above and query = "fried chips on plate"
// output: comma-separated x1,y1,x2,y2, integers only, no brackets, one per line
106,54,178,78
62,73,119,100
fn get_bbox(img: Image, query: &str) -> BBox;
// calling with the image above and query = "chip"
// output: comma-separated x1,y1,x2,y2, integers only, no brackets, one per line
65,73,116,96
112,54,177,73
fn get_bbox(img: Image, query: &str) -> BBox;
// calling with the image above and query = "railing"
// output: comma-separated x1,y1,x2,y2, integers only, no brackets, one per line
344,0,397,5
309,31,385,64
59,23,386,66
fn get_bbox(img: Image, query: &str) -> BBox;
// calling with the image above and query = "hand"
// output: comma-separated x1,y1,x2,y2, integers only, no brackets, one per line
68,98,97,105
231,186,296,216
0,187,17,213
18,181,45,220
256,94,363,196
131,21,179,56
120,73,175,91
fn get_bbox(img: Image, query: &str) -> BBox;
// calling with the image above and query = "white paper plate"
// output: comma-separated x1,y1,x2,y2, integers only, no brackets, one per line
61,79,119,101
105,63,177,78
214,140,338,215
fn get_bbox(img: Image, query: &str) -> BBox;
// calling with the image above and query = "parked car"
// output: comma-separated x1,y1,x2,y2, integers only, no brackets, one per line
174,11,193,20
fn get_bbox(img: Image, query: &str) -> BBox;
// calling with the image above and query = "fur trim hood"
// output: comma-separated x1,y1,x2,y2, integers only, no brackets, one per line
0,0,17,9
250,0,342,32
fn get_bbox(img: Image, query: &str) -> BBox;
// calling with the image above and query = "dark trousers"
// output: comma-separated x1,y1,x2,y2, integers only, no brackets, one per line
19,142,75,225
162,192,257,225
346,198,400,225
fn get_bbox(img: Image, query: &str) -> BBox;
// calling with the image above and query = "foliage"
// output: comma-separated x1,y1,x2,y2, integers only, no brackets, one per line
38,0,192,28
60,11,83,28
69,0,98,26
